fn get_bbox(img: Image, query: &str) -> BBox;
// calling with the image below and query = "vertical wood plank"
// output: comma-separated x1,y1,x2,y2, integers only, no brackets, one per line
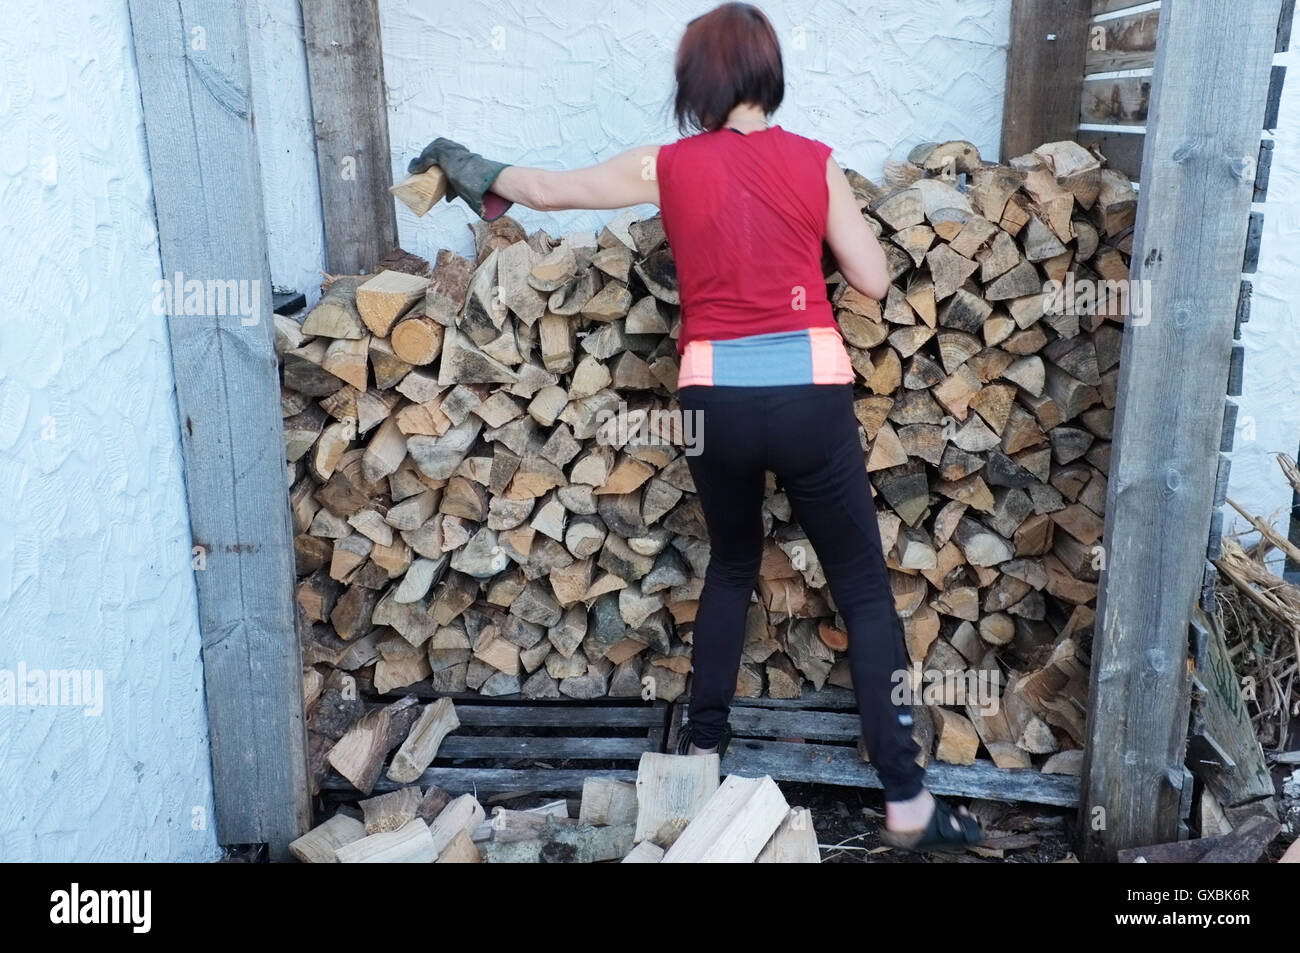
1001,0,1093,159
127,0,310,857
1081,0,1283,861
301,0,398,274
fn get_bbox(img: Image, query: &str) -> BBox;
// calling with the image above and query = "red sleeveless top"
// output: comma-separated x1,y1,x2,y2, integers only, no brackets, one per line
656,125,841,356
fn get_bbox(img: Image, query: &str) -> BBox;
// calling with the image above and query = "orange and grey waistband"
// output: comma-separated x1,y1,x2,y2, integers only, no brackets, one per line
677,325,855,387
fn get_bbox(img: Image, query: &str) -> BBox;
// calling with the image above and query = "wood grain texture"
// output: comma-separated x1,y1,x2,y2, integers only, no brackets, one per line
1084,9,1159,72
1081,0,1283,862
127,0,309,857
1002,0,1093,159
1080,76,1151,125
301,0,399,273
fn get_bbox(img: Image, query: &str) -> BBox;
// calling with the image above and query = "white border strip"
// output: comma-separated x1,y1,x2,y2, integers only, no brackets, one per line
1085,67,1154,81
1078,122,1148,134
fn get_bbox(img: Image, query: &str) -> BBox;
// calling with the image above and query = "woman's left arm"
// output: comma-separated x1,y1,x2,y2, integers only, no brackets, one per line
491,145,661,212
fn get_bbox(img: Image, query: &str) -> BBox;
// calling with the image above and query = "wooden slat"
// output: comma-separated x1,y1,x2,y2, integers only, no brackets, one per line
1081,75,1151,125
435,736,652,760
1227,344,1247,396
329,767,639,796
1077,129,1147,179
456,705,664,728
723,740,1081,807
367,700,665,728
678,687,857,710
1254,139,1275,201
126,0,309,858
1001,0,1093,159
301,0,399,273
1085,8,1160,72
728,707,863,741
1243,211,1265,273
1083,0,1285,862
1264,65,1288,130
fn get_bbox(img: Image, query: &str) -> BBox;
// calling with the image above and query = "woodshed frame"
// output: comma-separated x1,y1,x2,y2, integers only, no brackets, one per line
128,0,1285,859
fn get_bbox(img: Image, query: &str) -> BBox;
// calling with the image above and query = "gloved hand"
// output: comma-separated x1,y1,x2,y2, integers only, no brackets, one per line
408,137,513,222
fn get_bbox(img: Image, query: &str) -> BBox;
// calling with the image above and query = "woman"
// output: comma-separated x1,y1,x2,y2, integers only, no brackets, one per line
410,2,981,851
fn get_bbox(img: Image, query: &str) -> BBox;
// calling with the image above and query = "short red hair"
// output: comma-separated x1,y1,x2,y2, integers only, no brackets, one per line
672,3,785,135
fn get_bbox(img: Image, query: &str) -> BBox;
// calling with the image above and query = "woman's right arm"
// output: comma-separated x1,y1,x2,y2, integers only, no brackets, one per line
491,146,661,212
824,158,891,300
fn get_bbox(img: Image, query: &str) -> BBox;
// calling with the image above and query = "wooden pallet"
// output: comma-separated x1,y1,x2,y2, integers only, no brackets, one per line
670,688,1081,808
319,693,669,801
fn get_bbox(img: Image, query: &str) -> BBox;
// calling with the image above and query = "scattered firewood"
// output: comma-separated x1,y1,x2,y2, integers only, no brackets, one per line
633,752,720,847
662,774,790,863
756,807,820,863
288,813,366,863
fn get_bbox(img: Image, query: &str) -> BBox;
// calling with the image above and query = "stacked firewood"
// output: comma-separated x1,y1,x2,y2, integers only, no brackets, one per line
280,137,1133,788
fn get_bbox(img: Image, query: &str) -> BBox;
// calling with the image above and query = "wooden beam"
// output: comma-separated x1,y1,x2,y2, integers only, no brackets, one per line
127,0,310,857
302,0,399,273
723,740,1082,807
1001,0,1092,160
1081,0,1283,862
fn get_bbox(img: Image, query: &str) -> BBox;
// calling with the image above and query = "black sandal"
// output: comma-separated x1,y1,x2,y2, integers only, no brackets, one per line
879,797,983,852
676,721,731,758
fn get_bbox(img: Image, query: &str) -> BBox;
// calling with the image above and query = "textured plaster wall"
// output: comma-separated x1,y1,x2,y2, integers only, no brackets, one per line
1226,45,1300,572
379,0,1013,261
0,1,221,860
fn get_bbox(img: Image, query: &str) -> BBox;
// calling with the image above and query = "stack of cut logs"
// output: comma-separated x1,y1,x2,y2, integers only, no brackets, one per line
281,137,1131,793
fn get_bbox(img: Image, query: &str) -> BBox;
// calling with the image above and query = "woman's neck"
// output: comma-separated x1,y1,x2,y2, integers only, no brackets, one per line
724,103,769,133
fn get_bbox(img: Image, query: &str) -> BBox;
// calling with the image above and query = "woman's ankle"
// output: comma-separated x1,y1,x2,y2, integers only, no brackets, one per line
884,788,933,830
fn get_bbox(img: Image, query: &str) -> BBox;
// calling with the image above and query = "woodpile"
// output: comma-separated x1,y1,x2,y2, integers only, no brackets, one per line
281,137,1134,789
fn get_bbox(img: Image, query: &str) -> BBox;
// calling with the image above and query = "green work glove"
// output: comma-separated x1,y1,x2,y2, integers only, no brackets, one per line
408,137,513,222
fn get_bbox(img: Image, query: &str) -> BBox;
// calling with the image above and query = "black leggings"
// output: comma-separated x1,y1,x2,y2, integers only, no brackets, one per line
676,381,925,802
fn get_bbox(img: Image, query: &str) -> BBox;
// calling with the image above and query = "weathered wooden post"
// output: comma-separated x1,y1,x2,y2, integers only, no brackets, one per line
1081,0,1283,861
128,0,310,858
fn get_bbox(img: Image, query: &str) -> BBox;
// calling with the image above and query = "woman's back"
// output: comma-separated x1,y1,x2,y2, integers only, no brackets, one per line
657,125,840,355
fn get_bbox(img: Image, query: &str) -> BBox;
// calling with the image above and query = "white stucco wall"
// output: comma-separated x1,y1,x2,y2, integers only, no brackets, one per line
1226,44,1300,574
0,1,220,861
378,0,1013,261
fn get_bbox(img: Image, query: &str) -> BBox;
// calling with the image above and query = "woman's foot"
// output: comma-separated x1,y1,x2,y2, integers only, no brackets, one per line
884,788,977,838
